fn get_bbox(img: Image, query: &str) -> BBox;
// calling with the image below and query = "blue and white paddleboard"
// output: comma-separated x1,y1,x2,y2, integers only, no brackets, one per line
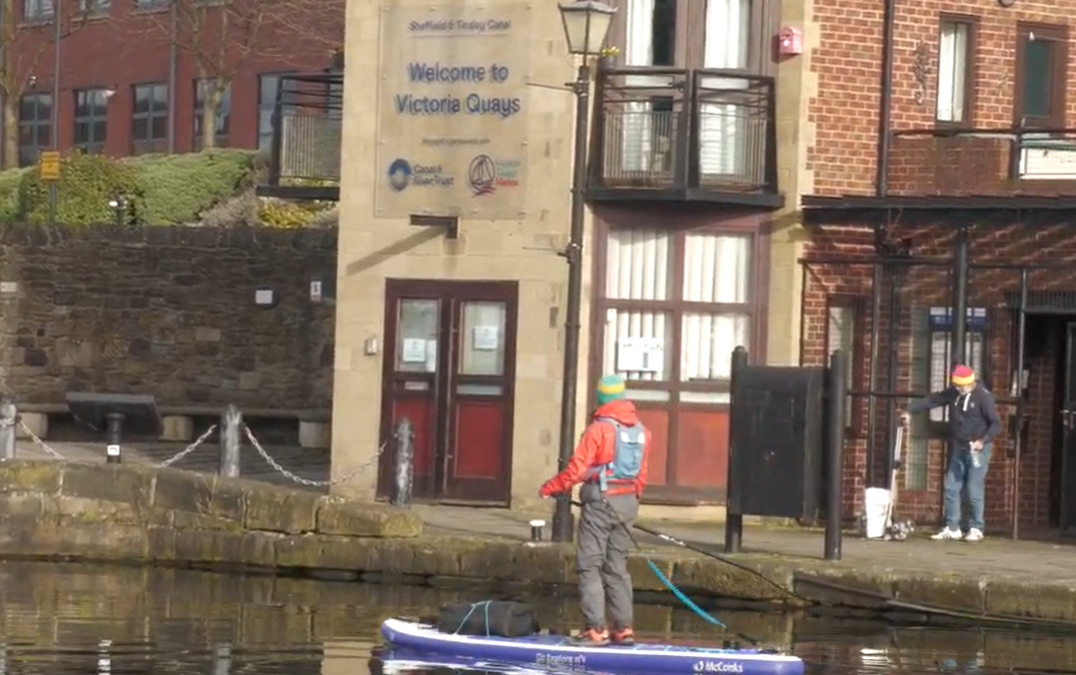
380,618,805,675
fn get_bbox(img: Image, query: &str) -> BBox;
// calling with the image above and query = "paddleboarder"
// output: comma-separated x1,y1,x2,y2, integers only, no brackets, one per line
900,364,1001,542
539,374,651,646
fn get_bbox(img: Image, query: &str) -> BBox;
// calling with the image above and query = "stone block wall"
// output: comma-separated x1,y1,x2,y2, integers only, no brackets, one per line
0,224,337,411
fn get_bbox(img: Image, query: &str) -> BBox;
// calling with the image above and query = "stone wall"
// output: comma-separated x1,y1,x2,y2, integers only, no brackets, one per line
0,224,337,411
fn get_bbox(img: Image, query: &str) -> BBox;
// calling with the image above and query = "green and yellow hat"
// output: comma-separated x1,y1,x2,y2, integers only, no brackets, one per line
596,374,627,405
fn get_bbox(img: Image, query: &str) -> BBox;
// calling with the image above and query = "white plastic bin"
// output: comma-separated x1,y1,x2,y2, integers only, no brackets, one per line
863,487,891,539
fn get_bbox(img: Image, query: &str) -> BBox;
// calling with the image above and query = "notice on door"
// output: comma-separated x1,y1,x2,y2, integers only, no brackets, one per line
374,2,533,219
401,338,427,362
472,325,499,351
616,337,664,374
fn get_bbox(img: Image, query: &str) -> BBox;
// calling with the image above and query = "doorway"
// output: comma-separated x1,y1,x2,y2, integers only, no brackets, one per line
376,279,519,505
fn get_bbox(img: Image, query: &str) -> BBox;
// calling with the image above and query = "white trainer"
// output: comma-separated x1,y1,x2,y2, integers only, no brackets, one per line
930,526,963,540
964,528,984,542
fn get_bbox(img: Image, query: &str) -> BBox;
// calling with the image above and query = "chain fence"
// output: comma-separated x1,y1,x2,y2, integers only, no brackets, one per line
3,413,389,489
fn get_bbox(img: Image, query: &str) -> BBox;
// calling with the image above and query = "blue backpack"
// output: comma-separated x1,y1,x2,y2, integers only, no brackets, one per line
595,417,646,491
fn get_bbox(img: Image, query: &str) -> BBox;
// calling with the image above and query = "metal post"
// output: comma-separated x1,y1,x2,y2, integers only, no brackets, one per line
865,260,883,487
552,60,591,544
218,405,242,477
824,349,848,561
167,0,178,154
0,399,16,460
48,0,61,223
951,222,969,367
884,265,900,478
105,412,124,463
391,417,414,508
97,639,111,675
724,346,749,554
1012,269,1028,540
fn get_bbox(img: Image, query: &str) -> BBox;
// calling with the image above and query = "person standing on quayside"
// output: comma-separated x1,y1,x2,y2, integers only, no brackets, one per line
900,364,1001,542
538,374,651,646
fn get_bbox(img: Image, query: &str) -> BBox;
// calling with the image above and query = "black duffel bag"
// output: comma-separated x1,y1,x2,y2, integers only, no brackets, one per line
436,600,540,637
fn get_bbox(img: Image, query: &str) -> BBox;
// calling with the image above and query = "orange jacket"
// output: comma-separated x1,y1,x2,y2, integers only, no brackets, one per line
540,399,651,497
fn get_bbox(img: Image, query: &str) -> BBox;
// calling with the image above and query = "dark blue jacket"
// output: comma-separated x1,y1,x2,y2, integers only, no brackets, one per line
907,384,1002,444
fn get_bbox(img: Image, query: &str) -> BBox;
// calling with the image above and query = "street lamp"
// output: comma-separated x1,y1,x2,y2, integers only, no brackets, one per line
551,0,616,544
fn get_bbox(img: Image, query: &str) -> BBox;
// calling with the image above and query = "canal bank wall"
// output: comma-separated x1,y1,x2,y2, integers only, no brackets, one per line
0,460,1074,629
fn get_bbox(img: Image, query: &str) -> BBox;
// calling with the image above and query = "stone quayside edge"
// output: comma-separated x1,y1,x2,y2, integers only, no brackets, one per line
0,460,1071,625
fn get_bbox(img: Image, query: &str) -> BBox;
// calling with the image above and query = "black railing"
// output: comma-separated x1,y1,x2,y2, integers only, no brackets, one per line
888,127,1076,196
265,72,344,187
590,66,778,196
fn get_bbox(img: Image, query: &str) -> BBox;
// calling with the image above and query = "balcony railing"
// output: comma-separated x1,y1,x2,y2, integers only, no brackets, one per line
260,72,343,201
589,66,779,204
888,128,1076,197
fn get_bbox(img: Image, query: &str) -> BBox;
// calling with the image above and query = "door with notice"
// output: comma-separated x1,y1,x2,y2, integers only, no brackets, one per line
377,279,519,504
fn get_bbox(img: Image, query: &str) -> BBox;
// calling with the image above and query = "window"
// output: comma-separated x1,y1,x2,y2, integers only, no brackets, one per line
74,89,108,154
131,82,168,155
936,16,976,124
135,0,169,8
79,0,110,14
825,297,861,432
24,0,52,20
193,79,231,149
1014,23,1068,128
18,94,51,168
257,73,295,151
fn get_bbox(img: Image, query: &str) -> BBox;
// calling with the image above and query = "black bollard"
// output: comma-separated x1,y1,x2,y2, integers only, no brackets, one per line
105,412,124,464
391,417,414,508
530,519,546,542
0,398,16,460
724,346,749,554
824,349,848,561
219,405,242,478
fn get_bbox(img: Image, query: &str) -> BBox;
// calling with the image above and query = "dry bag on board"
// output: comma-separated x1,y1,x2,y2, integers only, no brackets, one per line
436,600,540,637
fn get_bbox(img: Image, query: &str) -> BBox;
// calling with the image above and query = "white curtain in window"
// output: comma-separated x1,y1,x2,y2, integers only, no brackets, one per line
603,228,673,384
699,0,750,177
679,233,751,382
620,0,656,174
936,22,968,122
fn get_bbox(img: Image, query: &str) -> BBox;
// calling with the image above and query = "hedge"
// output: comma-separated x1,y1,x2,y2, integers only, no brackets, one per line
6,148,261,226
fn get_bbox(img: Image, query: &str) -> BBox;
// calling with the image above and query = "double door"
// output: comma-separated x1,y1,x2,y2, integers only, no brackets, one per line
377,279,518,504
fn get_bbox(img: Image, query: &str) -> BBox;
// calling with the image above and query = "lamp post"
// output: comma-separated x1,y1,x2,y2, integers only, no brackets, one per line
551,0,616,544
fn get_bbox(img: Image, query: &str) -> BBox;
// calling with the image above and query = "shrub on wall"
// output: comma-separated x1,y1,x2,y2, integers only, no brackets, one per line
16,152,144,226
127,149,258,225
0,167,30,223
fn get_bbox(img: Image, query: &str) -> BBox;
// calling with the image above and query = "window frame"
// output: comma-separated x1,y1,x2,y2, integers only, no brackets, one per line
18,93,52,168
822,294,866,437
78,0,110,16
23,0,53,21
1013,22,1068,129
73,88,109,154
934,13,978,128
193,78,232,150
130,81,169,155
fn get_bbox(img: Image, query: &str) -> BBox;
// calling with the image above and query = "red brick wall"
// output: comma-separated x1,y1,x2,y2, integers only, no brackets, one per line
808,0,1076,196
802,219,1076,531
5,2,341,162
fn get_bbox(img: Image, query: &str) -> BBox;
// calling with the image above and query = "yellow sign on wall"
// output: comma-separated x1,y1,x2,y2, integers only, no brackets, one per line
39,151,61,182
374,2,533,220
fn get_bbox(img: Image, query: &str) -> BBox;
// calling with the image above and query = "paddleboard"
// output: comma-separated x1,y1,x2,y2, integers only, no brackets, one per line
380,618,805,675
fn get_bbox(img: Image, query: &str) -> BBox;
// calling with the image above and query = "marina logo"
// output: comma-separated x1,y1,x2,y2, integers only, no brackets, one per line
388,158,412,191
467,154,522,197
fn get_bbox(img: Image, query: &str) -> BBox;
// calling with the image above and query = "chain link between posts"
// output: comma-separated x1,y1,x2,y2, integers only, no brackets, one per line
157,424,219,467
242,423,387,487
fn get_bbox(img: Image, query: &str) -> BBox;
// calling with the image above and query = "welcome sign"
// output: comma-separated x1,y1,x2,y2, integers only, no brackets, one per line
374,2,533,220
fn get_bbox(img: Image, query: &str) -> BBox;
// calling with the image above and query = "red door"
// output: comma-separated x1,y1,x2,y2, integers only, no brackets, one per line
377,279,518,504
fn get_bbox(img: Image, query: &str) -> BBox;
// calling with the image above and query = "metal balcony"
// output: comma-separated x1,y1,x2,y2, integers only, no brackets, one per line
588,66,782,208
257,72,343,202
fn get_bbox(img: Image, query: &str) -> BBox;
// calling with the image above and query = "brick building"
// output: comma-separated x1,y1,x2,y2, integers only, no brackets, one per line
797,0,1076,533
2,0,342,168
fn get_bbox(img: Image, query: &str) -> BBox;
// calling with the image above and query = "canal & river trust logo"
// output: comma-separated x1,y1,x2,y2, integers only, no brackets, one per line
388,158,412,191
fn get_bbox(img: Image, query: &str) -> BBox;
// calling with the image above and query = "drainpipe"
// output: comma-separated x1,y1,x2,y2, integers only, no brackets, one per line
167,0,177,153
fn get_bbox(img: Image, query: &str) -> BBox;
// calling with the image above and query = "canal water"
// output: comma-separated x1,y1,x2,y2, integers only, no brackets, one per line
0,560,1071,675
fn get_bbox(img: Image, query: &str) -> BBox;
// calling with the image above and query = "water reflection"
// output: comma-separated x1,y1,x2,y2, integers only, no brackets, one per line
0,561,1068,675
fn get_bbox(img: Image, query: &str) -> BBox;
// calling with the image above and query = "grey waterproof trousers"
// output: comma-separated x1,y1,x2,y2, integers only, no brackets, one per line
576,483,640,631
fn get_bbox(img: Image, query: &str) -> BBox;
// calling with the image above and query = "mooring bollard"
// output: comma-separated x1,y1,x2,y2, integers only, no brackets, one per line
0,398,16,460
105,412,125,464
219,405,242,478
212,643,232,675
391,417,414,508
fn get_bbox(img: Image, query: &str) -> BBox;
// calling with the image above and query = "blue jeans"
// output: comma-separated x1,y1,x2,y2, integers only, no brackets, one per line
943,441,992,531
